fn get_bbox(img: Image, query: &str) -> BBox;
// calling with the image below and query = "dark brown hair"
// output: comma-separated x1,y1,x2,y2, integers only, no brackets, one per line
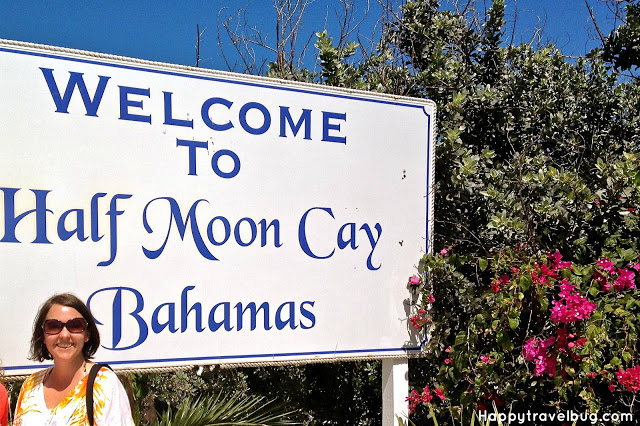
29,293,100,362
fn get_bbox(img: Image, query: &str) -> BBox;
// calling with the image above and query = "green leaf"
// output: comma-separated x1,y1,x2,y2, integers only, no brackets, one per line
508,317,519,329
455,331,467,347
618,248,637,261
614,307,627,317
519,274,532,291
539,296,549,312
479,257,489,271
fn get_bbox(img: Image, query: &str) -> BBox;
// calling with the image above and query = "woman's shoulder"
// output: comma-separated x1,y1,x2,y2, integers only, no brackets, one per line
22,367,51,387
93,364,115,375
92,364,121,388
16,367,50,402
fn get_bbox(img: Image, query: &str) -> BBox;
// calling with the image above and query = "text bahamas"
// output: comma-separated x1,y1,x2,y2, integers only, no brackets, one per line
88,286,316,350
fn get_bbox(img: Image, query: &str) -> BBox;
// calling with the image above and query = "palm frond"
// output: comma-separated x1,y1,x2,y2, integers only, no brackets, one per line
156,391,299,426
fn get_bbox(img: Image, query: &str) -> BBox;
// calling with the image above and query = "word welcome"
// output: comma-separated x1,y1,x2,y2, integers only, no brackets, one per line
40,68,348,143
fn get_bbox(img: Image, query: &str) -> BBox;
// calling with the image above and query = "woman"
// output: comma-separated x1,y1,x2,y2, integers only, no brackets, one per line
0,380,7,426
14,293,134,425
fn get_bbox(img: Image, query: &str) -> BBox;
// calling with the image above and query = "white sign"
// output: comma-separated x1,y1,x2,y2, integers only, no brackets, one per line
0,40,435,376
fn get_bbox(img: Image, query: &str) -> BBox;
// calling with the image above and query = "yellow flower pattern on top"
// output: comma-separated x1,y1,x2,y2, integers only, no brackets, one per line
13,366,134,426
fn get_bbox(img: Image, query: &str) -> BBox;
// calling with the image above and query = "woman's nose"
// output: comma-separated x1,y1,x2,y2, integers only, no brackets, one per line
58,325,72,337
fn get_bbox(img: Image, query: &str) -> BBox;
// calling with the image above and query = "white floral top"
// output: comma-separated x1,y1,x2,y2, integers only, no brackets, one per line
13,366,134,426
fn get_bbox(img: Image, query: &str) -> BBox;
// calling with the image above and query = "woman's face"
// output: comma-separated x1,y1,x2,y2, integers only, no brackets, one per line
43,304,89,364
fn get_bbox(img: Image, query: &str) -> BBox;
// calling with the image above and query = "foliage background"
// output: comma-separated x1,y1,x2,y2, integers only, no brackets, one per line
253,0,640,423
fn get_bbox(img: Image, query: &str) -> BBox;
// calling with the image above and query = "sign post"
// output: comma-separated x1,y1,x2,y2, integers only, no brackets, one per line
383,358,410,425
0,38,434,420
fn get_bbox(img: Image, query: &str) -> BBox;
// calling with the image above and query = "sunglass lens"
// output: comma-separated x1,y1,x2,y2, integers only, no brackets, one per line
67,318,86,333
44,320,63,334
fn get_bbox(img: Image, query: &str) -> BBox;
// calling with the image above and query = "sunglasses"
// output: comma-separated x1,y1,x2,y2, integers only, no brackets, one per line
43,318,88,335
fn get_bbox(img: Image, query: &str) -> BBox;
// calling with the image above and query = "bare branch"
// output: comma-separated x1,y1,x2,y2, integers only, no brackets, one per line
585,0,607,46
215,0,317,78
510,0,518,46
333,0,371,49
195,24,206,67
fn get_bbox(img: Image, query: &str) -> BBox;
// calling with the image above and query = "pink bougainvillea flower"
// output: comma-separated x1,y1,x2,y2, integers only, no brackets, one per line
533,354,557,377
558,279,576,298
523,337,540,361
542,356,557,377
550,285,596,324
555,328,569,351
435,387,446,401
548,250,573,270
614,268,636,290
481,356,490,364
406,389,421,414
408,276,421,286
440,248,448,255
490,274,510,293
609,383,616,392
541,336,556,350
427,293,436,303
541,263,560,279
531,271,547,285
549,250,563,264
593,270,610,291
410,318,421,329
596,258,616,273
616,366,640,392
444,358,451,364
531,262,559,285
421,385,433,403
524,336,557,377
410,315,427,329
445,346,451,353
586,372,597,378
557,260,573,270
569,335,586,349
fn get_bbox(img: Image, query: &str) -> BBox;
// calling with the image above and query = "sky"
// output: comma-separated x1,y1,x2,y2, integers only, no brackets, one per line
0,0,620,73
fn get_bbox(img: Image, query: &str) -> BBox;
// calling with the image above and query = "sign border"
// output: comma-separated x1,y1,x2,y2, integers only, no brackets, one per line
0,39,435,372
